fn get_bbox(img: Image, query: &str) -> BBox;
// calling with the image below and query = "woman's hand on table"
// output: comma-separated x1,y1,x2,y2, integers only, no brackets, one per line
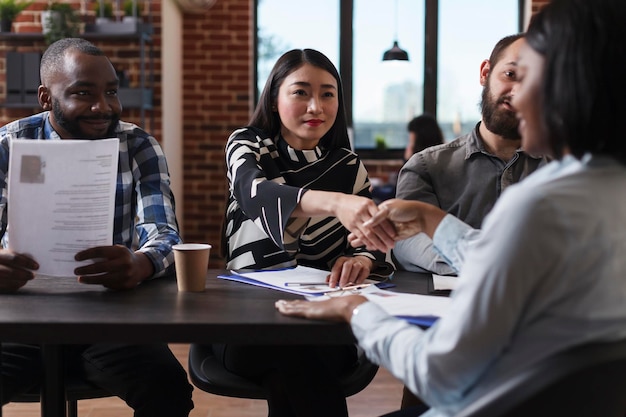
327,256,373,288
275,294,369,323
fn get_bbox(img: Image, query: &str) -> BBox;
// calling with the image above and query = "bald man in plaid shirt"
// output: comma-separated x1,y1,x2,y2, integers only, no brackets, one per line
0,38,194,417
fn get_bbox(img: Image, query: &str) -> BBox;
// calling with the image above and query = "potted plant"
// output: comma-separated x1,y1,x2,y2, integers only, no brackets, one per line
123,0,142,23
375,135,388,151
41,2,79,45
0,0,32,32
93,0,114,24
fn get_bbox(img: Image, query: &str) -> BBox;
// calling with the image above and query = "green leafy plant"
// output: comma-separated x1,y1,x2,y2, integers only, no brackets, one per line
93,1,113,19
123,0,142,17
0,0,33,22
43,2,80,45
375,135,387,151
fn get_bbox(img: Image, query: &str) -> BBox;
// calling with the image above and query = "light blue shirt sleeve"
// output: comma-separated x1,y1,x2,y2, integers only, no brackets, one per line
392,215,480,275
350,205,538,416
351,301,463,417
432,215,482,273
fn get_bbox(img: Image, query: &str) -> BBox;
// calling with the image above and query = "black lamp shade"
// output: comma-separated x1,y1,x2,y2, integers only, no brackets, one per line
382,41,409,61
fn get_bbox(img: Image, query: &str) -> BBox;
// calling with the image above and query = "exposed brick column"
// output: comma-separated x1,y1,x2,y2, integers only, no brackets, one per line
180,0,252,266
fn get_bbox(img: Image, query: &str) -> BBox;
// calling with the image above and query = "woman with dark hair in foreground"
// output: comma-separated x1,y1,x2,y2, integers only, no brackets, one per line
276,1,626,415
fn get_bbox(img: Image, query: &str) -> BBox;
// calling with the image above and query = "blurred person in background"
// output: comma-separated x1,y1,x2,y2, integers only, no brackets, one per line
403,114,444,162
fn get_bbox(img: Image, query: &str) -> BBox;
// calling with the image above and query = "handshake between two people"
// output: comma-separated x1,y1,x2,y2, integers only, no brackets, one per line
296,192,449,288
347,198,447,253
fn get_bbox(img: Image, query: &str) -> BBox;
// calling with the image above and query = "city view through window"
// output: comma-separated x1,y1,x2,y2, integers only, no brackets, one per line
257,0,518,150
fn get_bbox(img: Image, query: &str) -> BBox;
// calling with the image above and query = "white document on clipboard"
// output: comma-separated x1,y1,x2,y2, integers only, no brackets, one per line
7,138,119,277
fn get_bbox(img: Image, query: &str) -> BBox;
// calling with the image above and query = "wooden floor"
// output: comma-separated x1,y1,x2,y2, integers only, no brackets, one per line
3,344,405,417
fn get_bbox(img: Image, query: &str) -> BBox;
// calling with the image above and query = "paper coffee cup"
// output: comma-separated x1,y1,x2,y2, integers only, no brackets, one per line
172,243,211,292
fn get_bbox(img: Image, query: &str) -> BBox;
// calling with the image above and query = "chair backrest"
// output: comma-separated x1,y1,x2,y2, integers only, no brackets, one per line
455,338,626,417
188,343,379,400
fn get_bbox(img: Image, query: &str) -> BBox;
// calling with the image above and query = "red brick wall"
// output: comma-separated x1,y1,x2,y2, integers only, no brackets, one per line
179,0,252,266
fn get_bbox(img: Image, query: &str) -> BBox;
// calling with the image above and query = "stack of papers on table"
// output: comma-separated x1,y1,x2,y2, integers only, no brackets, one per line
219,266,451,327
218,265,395,296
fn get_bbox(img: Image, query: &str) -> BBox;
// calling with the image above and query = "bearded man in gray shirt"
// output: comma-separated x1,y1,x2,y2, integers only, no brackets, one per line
393,33,547,275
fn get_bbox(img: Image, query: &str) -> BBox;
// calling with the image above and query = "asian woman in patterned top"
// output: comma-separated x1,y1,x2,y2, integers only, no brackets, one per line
212,48,393,417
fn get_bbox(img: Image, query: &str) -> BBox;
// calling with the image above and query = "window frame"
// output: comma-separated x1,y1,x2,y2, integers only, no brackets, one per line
254,0,526,156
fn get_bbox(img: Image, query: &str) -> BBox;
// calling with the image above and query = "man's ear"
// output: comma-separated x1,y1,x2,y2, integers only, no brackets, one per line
479,60,490,87
38,85,51,110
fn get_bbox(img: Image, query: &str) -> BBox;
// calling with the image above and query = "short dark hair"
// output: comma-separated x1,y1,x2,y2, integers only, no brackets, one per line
526,0,626,164
40,38,105,84
249,49,350,150
488,33,524,67
407,114,444,154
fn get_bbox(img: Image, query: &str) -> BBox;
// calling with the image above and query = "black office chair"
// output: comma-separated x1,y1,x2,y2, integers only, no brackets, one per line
12,377,112,417
188,343,379,400
454,338,626,417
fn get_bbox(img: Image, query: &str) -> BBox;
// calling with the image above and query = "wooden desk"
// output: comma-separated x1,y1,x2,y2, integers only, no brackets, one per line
0,269,432,417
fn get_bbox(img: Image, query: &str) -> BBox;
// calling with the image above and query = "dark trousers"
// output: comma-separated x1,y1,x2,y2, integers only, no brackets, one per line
213,343,358,417
1,343,194,417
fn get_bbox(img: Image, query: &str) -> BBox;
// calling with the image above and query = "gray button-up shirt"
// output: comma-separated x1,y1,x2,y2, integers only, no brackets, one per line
393,123,547,274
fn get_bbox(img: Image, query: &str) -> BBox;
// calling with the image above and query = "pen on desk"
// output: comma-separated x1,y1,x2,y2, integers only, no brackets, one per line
322,283,375,296
339,283,373,291
284,282,328,287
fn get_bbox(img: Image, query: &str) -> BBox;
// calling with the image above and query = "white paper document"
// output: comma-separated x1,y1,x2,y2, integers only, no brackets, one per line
362,287,451,319
432,274,458,291
7,138,119,277
221,265,394,296
222,266,450,327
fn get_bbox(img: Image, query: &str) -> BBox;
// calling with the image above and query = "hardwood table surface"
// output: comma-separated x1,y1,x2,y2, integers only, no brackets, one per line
0,268,432,417
0,269,432,345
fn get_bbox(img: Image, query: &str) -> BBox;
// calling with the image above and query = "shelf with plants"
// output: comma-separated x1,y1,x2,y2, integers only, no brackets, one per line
0,0,32,33
0,0,154,128
85,0,147,34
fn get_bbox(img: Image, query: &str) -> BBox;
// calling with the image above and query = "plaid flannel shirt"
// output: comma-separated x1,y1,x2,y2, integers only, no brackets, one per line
0,112,181,277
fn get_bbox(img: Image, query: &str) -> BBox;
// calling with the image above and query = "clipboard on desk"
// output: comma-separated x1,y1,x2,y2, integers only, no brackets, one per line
218,265,395,297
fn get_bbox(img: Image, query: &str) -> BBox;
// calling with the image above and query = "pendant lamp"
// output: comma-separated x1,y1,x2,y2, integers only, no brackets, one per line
382,0,409,61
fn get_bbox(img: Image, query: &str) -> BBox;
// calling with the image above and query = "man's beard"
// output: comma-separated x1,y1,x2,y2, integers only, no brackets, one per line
480,81,521,140
52,100,119,139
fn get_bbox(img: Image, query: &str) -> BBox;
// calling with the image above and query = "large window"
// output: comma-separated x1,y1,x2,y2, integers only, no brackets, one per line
256,0,339,95
437,0,519,139
352,0,425,150
256,0,520,152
